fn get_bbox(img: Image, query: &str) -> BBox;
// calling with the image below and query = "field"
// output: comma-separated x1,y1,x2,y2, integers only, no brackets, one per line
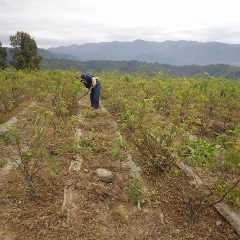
0,69,240,239
102,73,240,206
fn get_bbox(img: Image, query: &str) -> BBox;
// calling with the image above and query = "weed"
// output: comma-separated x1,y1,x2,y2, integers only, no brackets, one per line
110,139,126,158
78,133,95,148
125,178,142,204
0,159,7,168
81,108,95,118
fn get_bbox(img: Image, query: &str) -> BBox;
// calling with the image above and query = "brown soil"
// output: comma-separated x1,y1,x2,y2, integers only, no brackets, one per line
0,96,239,239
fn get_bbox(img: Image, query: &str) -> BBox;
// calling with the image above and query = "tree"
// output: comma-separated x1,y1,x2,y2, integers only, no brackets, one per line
0,41,7,69
10,31,42,70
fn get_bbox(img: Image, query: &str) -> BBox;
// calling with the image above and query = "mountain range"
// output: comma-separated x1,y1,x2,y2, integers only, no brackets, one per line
5,40,240,78
47,40,240,66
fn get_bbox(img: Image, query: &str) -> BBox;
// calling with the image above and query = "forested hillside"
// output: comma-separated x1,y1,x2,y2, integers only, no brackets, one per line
41,58,240,79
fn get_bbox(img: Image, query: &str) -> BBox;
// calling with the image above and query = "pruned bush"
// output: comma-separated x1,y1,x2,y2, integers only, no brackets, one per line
128,123,176,173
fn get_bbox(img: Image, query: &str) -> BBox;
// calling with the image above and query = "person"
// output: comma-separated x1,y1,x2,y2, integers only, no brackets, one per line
76,72,101,109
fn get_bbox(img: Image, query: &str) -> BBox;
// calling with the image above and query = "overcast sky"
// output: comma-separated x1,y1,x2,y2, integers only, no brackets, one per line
1,0,240,48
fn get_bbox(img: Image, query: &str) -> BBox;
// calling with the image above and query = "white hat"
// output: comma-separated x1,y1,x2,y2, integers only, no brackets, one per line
75,71,81,77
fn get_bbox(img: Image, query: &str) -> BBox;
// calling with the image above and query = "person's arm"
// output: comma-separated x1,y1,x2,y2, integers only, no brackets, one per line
91,77,97,88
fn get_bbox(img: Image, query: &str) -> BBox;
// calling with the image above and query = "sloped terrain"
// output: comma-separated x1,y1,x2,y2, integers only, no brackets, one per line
48,40,240,66
0,96,239,240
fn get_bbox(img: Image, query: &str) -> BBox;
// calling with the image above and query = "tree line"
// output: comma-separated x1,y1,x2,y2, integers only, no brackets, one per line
0,31,42,70
41,58,240,79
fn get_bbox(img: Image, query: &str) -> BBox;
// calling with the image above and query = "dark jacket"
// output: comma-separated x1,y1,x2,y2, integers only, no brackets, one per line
81,74,95,89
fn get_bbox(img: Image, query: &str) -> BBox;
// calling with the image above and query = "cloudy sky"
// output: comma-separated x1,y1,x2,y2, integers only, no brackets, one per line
1,0,240,48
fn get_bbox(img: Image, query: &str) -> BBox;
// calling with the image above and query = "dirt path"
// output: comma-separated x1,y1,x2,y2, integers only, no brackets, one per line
0,97,239,239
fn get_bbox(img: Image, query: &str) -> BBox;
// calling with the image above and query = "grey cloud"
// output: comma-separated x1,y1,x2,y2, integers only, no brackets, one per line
179,26,240,43
1,0,240,48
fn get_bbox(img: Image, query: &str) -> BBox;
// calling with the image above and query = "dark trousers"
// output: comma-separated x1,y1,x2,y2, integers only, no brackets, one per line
90,82,101,109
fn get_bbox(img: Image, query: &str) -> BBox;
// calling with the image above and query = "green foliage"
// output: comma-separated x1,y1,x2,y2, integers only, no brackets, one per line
224,148,240,169
220,124,240,169
81,108,96,118
0,41,7,69
179,138,222,169
110,139,126,158
44,155,60,173
78,133,95,148
130,124,176,172
10,31,42,70
0,69,85,197
103,72,240,207
125,178,142,204
0,105,61,196
3,186,18,199
51,73,83,118
103,72,240,149
0,69,34,114
118,110,136,123
0,125,19,145
0,70,85,119
0,69,240,203
214,178,240,207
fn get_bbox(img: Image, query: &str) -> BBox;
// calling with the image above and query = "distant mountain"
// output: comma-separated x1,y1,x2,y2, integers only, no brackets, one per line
48,40,240,66
38,49,77,61
38,48,58,59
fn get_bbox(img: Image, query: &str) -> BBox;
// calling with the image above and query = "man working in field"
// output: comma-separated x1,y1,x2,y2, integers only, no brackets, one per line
76,72,101,109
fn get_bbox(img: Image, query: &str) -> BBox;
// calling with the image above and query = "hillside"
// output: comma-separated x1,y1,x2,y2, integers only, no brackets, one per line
38,49,77,61
41,58,240,79
48,40,240,66
0,70,240,239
